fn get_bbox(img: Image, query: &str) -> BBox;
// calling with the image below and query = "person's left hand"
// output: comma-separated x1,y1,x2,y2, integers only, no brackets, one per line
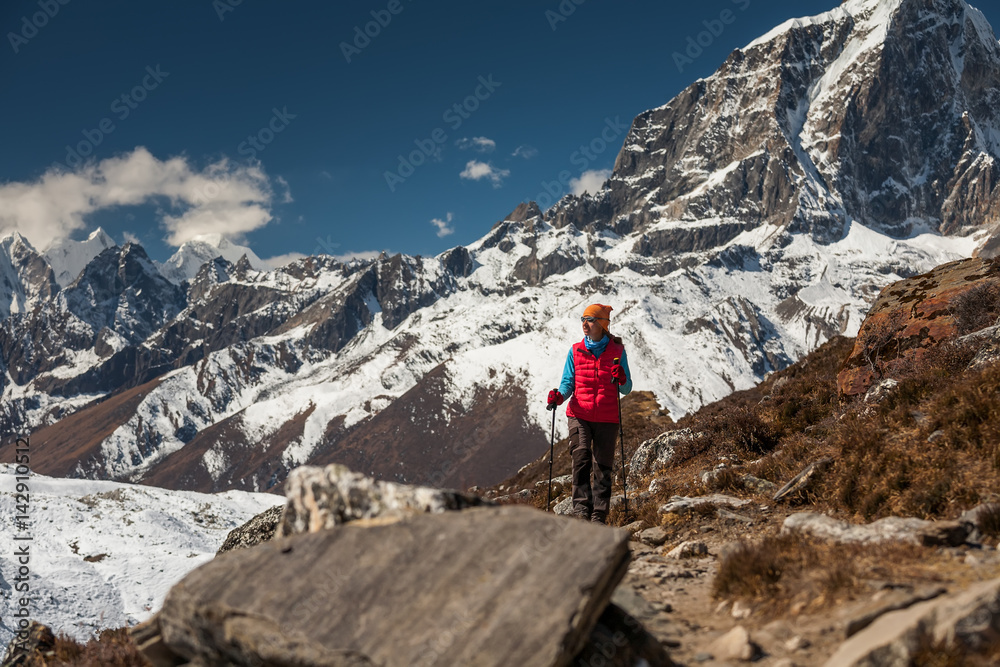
611,364,626,384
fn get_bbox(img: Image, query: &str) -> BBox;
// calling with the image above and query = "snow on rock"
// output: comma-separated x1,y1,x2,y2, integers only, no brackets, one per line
0,464,283,645
157,233,267,284
42,227,117,288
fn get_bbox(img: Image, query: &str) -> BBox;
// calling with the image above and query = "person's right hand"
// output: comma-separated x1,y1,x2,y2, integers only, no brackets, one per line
547,389,564,410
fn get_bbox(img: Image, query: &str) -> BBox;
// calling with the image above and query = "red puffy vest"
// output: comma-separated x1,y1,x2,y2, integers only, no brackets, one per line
566,338,625,423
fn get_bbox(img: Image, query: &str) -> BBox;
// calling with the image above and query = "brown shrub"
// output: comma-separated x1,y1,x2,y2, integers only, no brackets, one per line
911,633,1000,667
713,536,791,599
950,281,1000,335
706,467,746,493
29,628,150,667
979,504,1000,538
709,405,779,457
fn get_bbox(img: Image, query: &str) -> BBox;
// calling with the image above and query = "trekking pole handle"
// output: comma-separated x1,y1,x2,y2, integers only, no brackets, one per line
612,357,620,385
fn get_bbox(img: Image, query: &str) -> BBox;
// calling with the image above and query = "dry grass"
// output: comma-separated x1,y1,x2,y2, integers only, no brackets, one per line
11,628,149,667
911,634,1000,667
711,534,971,617
950,281,1000,335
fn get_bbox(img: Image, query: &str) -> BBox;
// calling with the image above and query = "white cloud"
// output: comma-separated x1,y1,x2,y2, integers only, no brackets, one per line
456,136,496,153
331,250,384,262
512,145,538,159
122,231,141,244
261,251,307,268
569,168,612,196
430,212,454,238
275,176,293,203
0,147,279,250
459,160,510,188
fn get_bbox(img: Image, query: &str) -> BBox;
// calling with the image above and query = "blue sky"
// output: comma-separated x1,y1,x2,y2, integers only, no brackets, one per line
2,0,999,266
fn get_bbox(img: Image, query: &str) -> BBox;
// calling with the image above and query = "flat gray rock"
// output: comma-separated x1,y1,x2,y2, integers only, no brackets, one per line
153,505,632,667
772,457,833,502
659,494,751,515
783,512,970,546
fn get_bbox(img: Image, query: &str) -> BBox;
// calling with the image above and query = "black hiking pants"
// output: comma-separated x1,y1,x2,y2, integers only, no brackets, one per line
568,416,618,519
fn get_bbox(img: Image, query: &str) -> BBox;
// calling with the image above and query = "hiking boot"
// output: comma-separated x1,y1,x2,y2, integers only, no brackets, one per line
591,512,607,525
570,509,591,521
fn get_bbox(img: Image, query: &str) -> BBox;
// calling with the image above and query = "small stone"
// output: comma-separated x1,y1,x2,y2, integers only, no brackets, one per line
693,652,714,663
709,625,761,661
742,474,778,495
623,520,645,535
666,541,709,559
731,600,753,619
649,478,669,495
718,508,754,525
552,497,574,515
785,635,811,651
638,526,669,546
927,429,945,443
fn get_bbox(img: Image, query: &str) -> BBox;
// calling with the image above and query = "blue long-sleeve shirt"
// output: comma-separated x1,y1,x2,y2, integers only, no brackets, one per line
558,335,633,399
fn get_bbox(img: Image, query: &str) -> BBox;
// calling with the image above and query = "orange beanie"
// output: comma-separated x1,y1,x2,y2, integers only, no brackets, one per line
583,304,613,332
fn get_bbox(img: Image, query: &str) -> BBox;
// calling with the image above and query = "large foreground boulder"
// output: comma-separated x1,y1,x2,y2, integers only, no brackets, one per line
141,505,652,666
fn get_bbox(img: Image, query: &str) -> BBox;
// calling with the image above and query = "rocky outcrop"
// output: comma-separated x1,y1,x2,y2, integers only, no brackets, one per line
141,505,641,667
548,0,1000,245
278,464,492,536
824,578,1000,666
216,504,283,554
838,256,1000,395
629,429,700,483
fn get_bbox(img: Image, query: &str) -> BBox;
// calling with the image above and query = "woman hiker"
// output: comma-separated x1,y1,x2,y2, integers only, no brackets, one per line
547,303,632,524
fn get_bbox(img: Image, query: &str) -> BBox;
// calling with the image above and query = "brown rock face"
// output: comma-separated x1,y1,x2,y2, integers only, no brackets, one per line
837,256,1000,395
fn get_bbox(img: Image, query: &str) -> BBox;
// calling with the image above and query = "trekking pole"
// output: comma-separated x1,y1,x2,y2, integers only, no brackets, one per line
546,396,557,512
613,358,629,519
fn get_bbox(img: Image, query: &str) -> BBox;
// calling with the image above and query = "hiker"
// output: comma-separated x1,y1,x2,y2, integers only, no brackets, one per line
547,304,632,524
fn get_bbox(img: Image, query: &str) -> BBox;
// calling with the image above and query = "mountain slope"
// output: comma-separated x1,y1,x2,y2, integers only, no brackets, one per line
0,465,282,645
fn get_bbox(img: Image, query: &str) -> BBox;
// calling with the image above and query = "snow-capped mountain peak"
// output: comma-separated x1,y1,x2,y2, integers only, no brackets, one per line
157,234,266,284
42,227,118,289
0,230,57,318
